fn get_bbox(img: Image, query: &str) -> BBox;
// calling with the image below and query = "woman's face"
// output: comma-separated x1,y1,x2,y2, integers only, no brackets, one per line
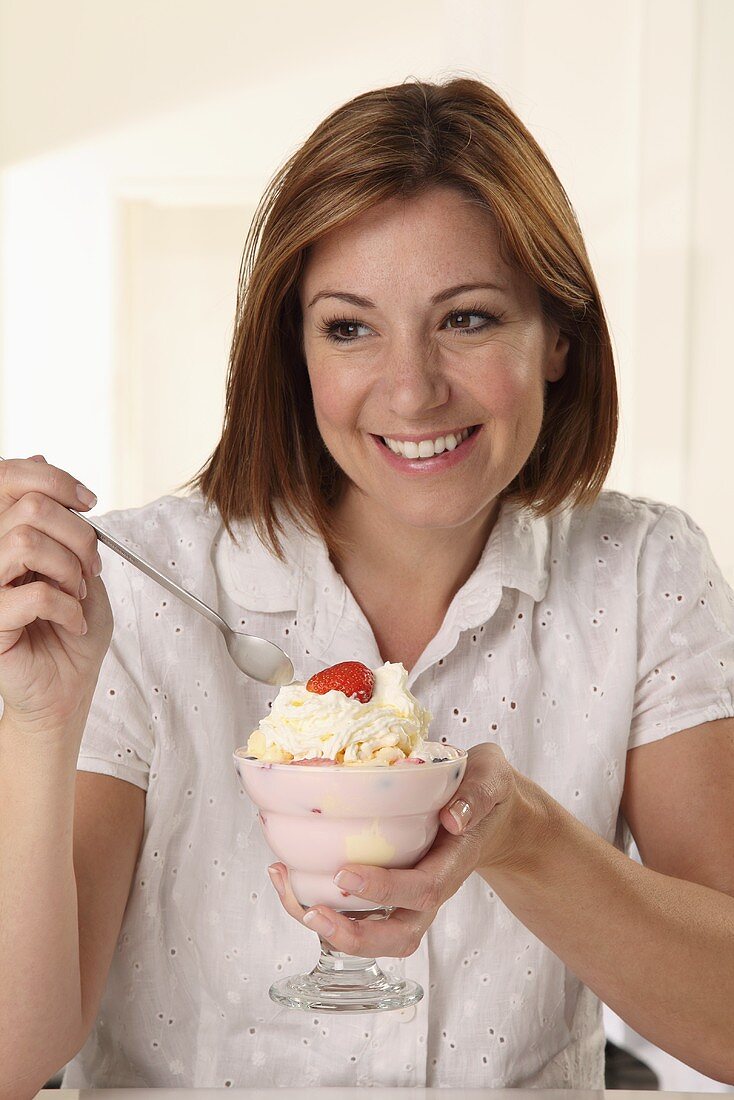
299,185,568,533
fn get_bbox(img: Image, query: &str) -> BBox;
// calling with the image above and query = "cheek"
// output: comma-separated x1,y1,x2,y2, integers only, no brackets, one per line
307,361,363,437
478,359,543,422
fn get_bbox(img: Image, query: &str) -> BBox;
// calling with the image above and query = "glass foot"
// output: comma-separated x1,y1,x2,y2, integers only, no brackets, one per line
269,958,423,1013
270,913,424,1013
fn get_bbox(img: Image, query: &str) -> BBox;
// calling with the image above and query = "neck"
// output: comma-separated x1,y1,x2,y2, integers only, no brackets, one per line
330,489,500,621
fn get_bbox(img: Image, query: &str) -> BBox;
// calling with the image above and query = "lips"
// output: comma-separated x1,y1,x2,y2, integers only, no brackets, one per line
381,426,477,459
377,425,478,457
370,422,482,475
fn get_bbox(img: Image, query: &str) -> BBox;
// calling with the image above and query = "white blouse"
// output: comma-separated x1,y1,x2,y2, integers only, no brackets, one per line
60,488,734,1089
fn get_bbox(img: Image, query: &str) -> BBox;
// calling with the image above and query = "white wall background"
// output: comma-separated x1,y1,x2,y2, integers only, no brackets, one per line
1,0,732,1090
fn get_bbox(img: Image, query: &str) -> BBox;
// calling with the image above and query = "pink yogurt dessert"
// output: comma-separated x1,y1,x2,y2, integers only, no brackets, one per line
233,748,466,910
233,660,467,910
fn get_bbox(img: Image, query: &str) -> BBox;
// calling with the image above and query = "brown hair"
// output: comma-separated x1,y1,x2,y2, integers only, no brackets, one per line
181,77,617,559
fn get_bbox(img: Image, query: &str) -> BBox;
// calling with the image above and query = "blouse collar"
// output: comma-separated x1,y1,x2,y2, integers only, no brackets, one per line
214,497,551,649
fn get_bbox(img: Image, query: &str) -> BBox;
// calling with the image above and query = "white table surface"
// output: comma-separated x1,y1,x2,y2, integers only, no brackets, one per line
33,1090,720,1098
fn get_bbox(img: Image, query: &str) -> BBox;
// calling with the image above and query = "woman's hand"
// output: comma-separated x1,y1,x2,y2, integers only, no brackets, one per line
0,455,114,739
267,742,541,957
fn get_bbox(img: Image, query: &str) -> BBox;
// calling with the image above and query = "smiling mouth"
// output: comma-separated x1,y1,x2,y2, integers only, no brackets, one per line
377,425,479,459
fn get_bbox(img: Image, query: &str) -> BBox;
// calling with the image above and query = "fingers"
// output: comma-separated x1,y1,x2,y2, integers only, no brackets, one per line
267,862,431,959
335,825,486,912
0,578,86,639
0,491,101,581
0,457,98,644
0,524,88,600
267,862,305,921
301,905,429,959
0,455,97,512
439,741,515,836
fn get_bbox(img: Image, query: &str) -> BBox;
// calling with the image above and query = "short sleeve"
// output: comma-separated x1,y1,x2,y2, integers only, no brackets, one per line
76,539,155,791
630,505,734,749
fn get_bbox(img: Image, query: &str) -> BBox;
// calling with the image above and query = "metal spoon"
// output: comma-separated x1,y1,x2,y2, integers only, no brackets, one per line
0,458,295,686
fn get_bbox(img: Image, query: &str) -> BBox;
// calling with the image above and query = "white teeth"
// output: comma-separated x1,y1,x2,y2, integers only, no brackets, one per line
381,426,474,459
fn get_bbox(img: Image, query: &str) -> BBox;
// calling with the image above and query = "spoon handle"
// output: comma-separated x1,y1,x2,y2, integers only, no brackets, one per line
79,511,229,635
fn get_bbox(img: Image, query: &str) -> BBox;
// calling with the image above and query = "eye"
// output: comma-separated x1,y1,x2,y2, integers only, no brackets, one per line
444,308,500,335
318,317,372,344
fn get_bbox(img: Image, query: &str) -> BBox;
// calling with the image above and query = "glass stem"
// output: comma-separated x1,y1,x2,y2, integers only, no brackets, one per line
315,936,378,973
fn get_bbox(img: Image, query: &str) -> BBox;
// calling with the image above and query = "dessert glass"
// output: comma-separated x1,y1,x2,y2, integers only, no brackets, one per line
233,747,467,1013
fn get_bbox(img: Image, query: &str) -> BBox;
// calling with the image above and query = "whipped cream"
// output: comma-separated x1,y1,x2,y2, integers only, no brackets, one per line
247,661,433,764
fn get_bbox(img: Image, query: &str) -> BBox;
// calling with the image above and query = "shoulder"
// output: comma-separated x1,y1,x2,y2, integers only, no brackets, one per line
91,490,224,610
553,490,698,559
94,489,221,557
542,492,717,606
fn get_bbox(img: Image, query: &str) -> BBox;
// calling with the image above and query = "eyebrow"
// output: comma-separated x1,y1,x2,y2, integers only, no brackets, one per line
306,282,506,310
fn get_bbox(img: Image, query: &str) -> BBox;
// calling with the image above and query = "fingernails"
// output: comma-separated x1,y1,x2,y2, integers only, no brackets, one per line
449,798,472,831
267,866,285,897
79,579,87,600
303,910,335,937
76,484,97,509
80,618,88,635
91,552,103,576
333,870,364,894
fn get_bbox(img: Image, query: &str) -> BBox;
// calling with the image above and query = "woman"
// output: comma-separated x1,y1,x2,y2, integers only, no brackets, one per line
1,78,732,1094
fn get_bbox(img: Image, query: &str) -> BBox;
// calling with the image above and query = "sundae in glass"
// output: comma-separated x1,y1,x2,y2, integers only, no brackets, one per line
233,660,466,1012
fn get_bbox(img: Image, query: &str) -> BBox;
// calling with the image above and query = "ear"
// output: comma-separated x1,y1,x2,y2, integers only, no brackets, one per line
544,327,569,383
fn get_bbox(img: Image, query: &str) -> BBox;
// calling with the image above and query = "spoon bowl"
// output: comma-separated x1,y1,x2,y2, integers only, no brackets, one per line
224,630,294,686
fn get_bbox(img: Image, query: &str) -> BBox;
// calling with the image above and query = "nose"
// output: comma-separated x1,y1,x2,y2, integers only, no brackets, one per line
385,337,451,421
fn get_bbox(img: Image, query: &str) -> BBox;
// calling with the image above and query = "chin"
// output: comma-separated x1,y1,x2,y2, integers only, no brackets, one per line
373,490,495,532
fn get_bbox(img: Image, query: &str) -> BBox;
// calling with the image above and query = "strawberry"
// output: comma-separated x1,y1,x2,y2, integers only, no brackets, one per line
306,661,375,703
